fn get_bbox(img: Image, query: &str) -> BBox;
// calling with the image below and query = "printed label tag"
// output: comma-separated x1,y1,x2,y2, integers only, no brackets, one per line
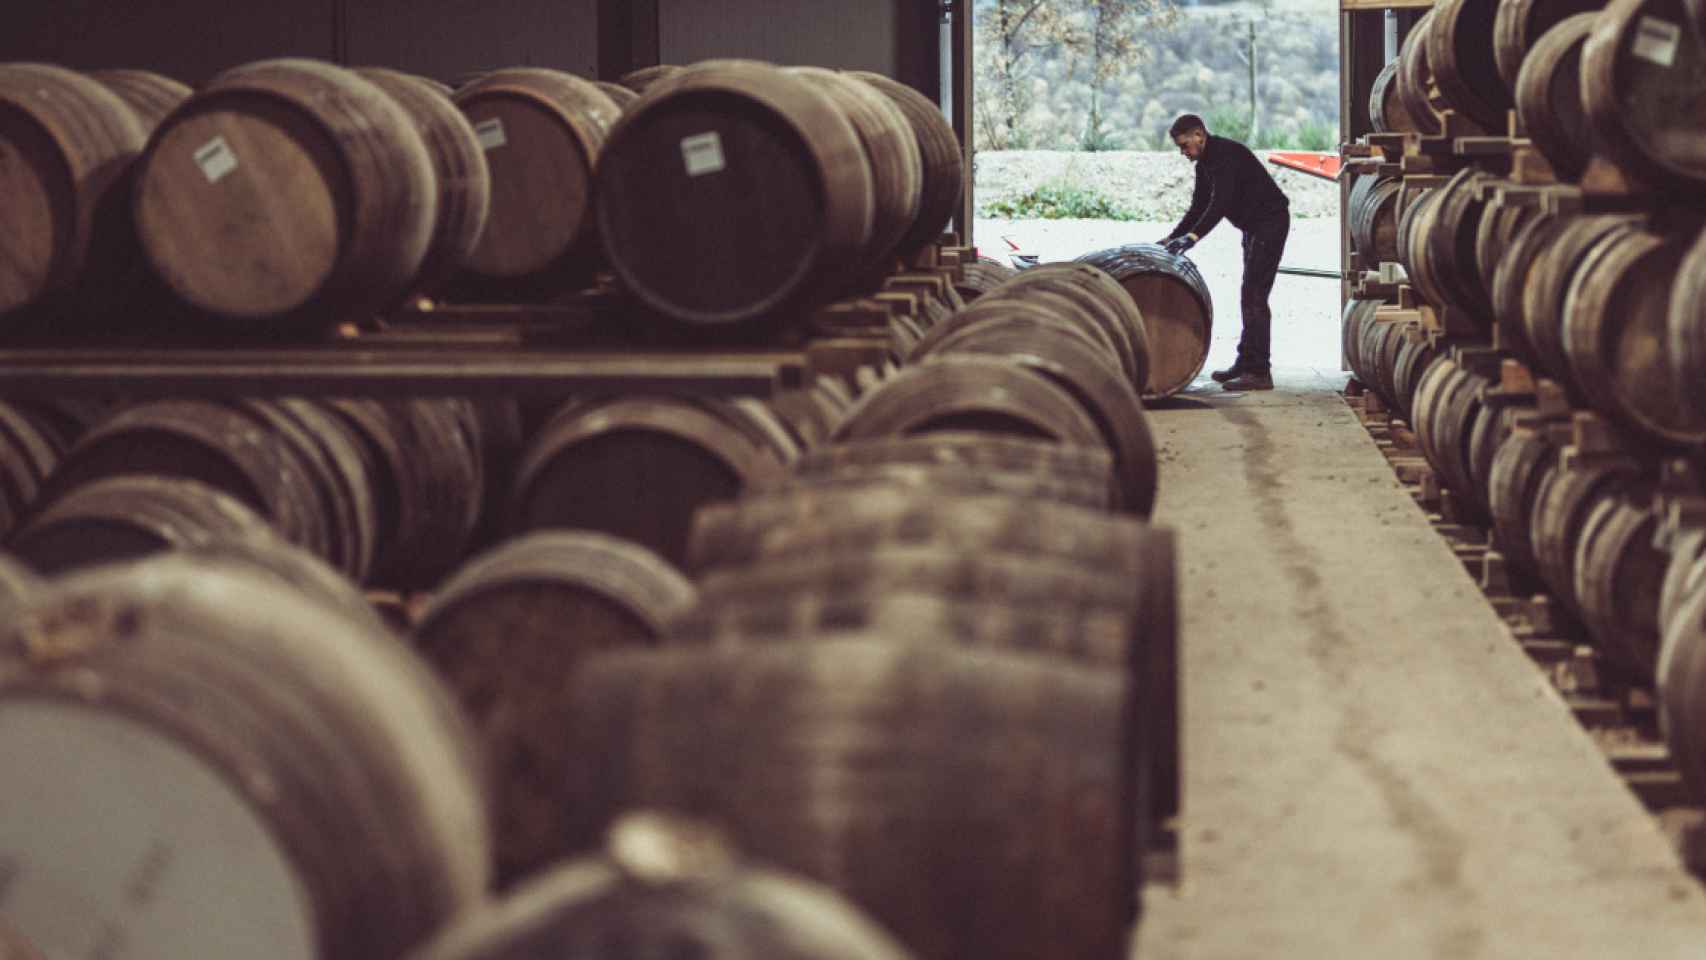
681,131,726,177
1632,16,1681,67
193,135,238,184
474,117,508,151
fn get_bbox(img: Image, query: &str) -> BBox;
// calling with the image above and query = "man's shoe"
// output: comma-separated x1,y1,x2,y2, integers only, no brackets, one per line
1221,371,1274,391
1210,365,1245,383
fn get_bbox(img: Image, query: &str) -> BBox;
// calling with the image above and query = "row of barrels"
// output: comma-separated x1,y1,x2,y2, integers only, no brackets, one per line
0,56,962,339
0,258,1175,958
1366,0,1704,194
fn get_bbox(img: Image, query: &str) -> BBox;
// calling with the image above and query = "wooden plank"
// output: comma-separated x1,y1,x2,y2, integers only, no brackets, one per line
0,348,794,397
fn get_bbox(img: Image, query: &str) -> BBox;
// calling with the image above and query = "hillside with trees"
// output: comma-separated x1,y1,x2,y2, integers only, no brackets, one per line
975,0,1340,153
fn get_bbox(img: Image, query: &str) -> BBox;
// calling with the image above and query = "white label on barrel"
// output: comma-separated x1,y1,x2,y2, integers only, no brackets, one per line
193,136,238,184
474,118,508,151
0,700,315,959
681,132,726,177
1633,16,1681,66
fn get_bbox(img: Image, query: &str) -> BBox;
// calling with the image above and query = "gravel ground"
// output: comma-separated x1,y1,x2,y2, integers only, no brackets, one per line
971,216,1345,381
974,150,1342,222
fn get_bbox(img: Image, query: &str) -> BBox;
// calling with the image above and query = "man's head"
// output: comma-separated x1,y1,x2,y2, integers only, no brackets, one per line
1170,114,1208,161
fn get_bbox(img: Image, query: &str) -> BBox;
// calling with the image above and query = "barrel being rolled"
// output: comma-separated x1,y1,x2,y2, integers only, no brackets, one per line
133,59,436,333
596,60,874,333
1075,243,1213,398
453,68,619,300
0,555,490,960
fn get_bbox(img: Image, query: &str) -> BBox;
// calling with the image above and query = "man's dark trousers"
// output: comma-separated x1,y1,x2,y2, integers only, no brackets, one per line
1236,215,1290,374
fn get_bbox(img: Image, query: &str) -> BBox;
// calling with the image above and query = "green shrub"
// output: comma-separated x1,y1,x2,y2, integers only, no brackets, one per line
980,181,1141,221
1291,118,1338,151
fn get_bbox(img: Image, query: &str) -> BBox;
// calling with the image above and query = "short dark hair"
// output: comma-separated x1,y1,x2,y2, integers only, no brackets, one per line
1169,114,1207,140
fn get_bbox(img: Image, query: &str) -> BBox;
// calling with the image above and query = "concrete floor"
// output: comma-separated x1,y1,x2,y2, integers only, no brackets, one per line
1135,367,1706,958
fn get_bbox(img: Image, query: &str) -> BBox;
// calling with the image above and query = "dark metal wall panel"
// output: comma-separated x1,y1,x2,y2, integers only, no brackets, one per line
658,0,918,80
0,0,337,84
346,0,598,82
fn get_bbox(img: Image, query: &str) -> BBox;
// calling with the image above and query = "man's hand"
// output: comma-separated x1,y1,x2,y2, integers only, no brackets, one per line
1162,235,1196,256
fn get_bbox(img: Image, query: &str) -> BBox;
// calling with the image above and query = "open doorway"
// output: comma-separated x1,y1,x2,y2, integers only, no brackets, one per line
969,0,1344,377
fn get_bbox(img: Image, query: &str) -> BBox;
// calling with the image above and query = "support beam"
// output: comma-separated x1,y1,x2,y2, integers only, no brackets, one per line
597,0,659,80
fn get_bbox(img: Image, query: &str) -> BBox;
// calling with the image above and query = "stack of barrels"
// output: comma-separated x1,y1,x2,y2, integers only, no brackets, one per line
1342,0,1706,797
0,56,965,342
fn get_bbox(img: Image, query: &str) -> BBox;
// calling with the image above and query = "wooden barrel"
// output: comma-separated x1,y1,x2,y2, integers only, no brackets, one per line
1423,167,1497,319
324,398,484,588
413,531,695,887
1368,59,1423,133
1523,214,1642,385
0,64,149,317
1487,424,1556,585
1399,189,1459,313
1491,210,1566,362
1074,244,1212,398
508,395,791,566
1582,0,1706,192
1473,197,1537,317
1563,225,1706,448
43,399,335,562
847,71,963,261
1514,13,1600,181
792,433,1115,507
452,69,618,300
563,640,1132,960
1369,316,1411,413
11,474,267,573
88,69,192,129
1658,560,1706,802
1671,224,1706,412
618,64,682,94
596,62,872,332
134,59,435,332
1662,527,1706,638
1412,355,1490,511
760,460,1113,510
911,293,1127,389
354,68,492,304
1574,494,1667,679
1343,298,1379,393
1349,175,1402,264
1467,403,1523,510
788,67,922,290
0,401,65,538
955,258,1017,302
1428,0,1515,131
1391,329,1438,421
981,262,1150,390
593,80,640,108
1495,0,1606,95
919,318,1159,516
830,356,1106,449
0,555,489,960
413,812,912,960
1530,461,1640,616
1397,10,1445,136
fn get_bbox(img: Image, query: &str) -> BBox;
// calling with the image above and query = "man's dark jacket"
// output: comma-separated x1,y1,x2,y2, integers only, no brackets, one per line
1165,134,1290,241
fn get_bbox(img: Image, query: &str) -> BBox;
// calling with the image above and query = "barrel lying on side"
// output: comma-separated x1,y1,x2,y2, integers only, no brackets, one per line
563,639,1133,960
1582,0,1706,192
1075,244,1213,398
413,531,697,887
134,58,437,333
0,556,490,960
414,812,915,960
1513,13,1599,181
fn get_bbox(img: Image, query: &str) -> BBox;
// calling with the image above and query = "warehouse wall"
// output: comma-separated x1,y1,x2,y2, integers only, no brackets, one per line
0,0,598,85
658,0,939,88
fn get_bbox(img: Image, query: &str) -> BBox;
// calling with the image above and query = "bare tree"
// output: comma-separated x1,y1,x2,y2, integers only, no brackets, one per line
975,0,1076,149
1063,0,1178,150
